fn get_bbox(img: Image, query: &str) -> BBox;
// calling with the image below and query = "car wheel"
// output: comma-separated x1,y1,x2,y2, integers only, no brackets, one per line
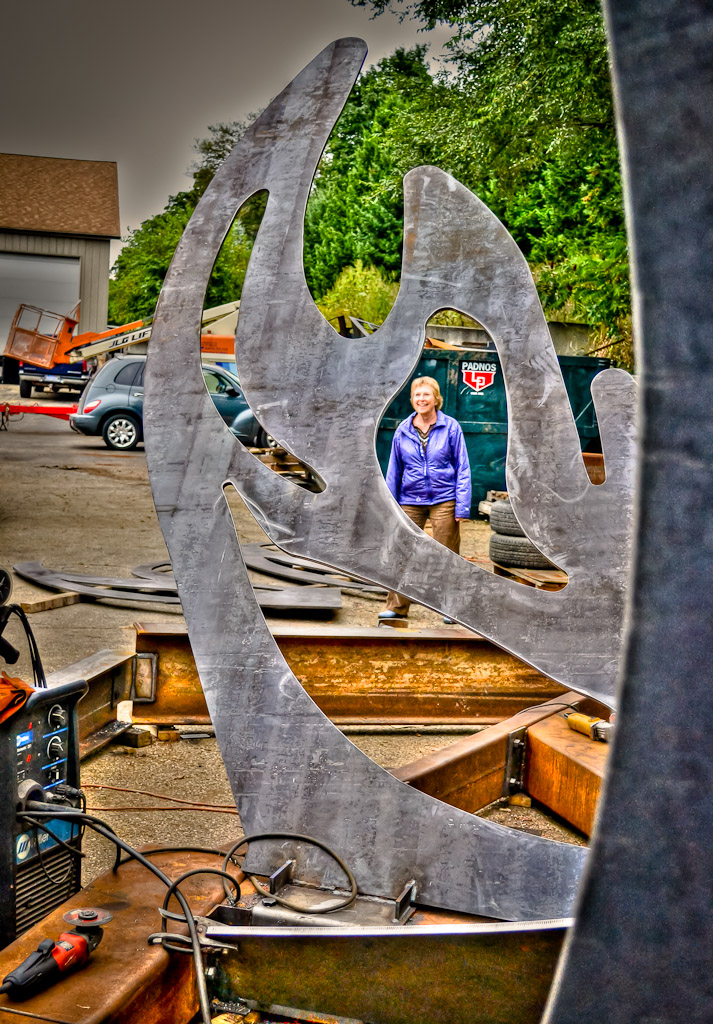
102,414,141,451
488,532,555,570
19,380,32,399
256,428,279,449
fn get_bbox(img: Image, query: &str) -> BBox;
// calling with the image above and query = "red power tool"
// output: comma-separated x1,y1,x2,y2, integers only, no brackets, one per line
0,908,112,1001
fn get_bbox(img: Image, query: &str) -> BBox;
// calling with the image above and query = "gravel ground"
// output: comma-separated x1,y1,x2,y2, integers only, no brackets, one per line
1,386,582,895
79,735,240,882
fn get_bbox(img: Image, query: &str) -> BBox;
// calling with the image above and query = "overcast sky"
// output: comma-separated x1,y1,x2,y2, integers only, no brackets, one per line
2,0,450,262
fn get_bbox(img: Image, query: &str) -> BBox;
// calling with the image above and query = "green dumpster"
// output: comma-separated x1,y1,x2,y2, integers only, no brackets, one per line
376,348,611,509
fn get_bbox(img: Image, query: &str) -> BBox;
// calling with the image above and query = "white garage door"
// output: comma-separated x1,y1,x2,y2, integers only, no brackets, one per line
0,253,80,353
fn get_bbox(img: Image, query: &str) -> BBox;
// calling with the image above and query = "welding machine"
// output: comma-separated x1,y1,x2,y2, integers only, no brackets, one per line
0,571,87,946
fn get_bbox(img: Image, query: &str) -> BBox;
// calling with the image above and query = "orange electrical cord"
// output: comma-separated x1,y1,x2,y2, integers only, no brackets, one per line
82,783,237,814
86,805,239,814
83,783,234,807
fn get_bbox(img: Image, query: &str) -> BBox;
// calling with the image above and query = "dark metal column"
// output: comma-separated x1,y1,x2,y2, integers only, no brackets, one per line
547,2,713,1020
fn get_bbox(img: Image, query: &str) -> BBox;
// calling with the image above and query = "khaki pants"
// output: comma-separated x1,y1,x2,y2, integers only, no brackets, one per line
384,500,460,615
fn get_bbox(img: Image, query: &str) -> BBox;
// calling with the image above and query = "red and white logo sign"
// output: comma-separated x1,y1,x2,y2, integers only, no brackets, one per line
461,361,497,393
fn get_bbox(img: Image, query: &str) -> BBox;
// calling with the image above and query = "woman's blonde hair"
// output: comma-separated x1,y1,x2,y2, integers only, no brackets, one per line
410,376,443,410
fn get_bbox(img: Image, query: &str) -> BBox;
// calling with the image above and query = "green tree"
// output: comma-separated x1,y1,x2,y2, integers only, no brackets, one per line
108,191,195,323
317,260,399,328
348,0,631,366
303,47,437,298
108,119,264,324
110,12,632,368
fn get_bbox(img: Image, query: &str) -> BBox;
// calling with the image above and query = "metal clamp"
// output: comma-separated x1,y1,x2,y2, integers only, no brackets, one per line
131,652,157,703
503,728,527,795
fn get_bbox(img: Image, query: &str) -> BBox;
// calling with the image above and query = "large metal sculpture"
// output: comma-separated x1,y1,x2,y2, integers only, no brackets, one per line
144,38,636,920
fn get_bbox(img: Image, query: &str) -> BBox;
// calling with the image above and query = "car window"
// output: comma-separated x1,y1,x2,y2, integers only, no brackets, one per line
135,363,145,386
203,370,230,394
94,359,123,383
114,362,142,385
215,365,240,388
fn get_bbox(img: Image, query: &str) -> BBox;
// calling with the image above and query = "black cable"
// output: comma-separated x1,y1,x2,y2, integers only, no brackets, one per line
222,832,358,914
0,982,10,994
0,605,46,686
24,804,120,838
24,809,211,1024
26,610,46,688
79,790,87,846
17,606,44,687
513,700,582,716
21,812,359,1011
23,804,130,846
112,834,123,872
33,822,74,886
116,844,229,870
146,931,195,954
21,808,212,1024
161,868,241,912
16,815,84,888
16,814,85,861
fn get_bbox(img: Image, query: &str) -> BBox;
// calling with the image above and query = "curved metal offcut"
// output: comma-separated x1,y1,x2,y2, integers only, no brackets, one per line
144,38,587,921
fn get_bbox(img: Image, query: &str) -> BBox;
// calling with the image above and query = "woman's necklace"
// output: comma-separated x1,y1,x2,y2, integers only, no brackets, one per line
413,412,437,432
415,419,433,452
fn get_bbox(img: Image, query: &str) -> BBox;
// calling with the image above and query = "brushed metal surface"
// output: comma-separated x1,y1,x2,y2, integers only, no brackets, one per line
142,37,637,919
545,2,713,1020
206,920,568,1024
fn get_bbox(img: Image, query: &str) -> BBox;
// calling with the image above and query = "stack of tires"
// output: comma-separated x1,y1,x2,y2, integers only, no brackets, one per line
488,498,554,569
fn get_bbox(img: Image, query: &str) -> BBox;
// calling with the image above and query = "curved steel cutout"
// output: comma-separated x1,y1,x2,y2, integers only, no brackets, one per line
142,37,638,919
147,38,635,710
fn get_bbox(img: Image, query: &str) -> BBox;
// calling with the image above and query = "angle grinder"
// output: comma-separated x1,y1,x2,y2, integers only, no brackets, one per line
0,907,112,1000
565,711,614,742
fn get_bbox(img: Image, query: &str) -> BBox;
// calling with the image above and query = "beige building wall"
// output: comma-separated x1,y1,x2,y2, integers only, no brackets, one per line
0,231,110,334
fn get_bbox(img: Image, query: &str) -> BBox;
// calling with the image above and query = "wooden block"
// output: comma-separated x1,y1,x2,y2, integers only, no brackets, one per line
115,726,153,748
492,564,567,590
525,713,610,835
156,726,180,742
20,591,82,614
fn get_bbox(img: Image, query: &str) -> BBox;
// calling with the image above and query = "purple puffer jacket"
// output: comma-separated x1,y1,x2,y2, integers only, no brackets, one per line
386,411,471,518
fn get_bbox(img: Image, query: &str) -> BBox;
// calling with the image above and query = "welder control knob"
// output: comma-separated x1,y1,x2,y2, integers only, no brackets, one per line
48,704,67,728
46,736,64,760
63,907,113,929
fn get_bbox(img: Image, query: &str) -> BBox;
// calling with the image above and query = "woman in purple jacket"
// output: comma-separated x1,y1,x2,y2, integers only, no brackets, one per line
379,376,471,625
